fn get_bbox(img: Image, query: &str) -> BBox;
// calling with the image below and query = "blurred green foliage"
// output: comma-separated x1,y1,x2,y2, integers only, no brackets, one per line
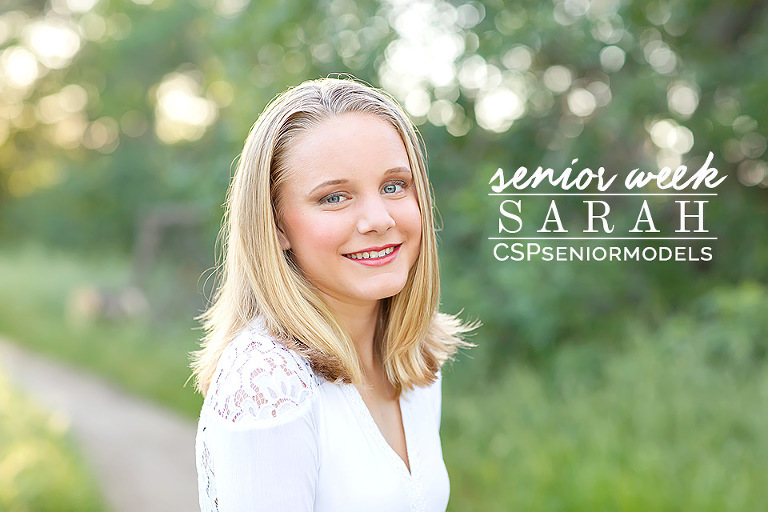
443,281,768,511
0,245,203,415
0,371,105,512
1,0,766,362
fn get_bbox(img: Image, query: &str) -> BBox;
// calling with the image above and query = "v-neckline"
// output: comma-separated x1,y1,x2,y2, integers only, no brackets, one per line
343,383,412,476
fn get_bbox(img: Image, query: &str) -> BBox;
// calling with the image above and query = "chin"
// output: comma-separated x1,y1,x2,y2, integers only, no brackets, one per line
360,280,409,302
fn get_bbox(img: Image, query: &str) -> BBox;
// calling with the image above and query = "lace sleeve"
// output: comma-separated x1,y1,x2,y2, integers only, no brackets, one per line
197,324,320,511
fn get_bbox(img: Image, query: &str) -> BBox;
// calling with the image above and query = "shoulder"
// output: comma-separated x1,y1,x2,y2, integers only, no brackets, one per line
405,370,442,406
405,371,443,426
426,370,443,405
204,319,319,427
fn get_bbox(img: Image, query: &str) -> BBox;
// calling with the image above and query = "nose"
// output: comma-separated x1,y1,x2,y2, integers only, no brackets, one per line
356,195,396,234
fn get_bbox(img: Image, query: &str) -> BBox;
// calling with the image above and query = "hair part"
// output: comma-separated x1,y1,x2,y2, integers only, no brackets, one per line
191,77,474,396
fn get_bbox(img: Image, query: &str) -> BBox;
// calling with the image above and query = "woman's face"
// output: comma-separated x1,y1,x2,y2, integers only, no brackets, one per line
276,112,422,309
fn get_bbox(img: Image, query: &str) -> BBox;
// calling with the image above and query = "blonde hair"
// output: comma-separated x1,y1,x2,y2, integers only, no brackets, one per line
191,77,473,396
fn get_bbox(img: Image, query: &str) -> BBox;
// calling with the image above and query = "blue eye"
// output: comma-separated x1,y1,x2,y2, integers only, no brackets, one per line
321,193,347,205
382,182,405,194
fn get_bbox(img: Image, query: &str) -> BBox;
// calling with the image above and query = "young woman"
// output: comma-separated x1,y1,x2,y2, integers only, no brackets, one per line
191,77,473,511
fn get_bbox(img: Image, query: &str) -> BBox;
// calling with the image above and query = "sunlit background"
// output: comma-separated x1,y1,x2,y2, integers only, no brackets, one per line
1,0,767,510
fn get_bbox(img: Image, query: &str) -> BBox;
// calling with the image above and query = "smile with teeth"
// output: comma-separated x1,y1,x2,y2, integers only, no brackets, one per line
344,245,398,260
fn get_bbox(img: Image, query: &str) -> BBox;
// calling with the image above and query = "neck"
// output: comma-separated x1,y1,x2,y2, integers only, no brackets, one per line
320,294,381,373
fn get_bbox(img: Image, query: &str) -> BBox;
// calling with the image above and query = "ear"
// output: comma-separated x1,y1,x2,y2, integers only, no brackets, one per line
276,225,291,250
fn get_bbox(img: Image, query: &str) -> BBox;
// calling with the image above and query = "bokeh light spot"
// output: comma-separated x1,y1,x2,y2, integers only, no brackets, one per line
502,45,532,72
732,115,758,135
64,0,100,13
542,65,572,93
405,89,431,118
1,46,39,88
475,87,525,132
83,116,119,153
644,40,677,74
215,0,250,18
80,13,107,41
567,88,597,117
25,19,82,69
599,45,625,73
737,160,768,187
667,81,699,118
740,132,767,159
120,110,148,138
649,118,694,154
456,3,484,29
153,71,218,144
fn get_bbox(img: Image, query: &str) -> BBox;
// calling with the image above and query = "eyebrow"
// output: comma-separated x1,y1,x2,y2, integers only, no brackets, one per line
309,167,412,195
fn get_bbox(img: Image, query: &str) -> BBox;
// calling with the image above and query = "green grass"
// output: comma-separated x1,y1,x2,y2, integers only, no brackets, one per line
0,371,106,511
442,281,768,511
0,244,203,418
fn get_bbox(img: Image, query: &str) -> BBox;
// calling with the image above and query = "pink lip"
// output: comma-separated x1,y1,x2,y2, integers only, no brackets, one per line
343,244,402,267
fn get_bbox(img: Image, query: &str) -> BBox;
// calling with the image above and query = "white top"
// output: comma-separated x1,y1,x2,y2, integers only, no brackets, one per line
195,319,450,512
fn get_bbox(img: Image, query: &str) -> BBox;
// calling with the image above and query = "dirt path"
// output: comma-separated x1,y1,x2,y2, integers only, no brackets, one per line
0,337,199,512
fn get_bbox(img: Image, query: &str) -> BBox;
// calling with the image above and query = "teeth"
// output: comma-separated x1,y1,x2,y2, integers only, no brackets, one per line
346,246,396,260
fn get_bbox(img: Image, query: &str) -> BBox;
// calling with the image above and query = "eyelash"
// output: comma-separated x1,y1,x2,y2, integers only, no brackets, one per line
321,193,347,205
382,180,407,194
319,180,409,205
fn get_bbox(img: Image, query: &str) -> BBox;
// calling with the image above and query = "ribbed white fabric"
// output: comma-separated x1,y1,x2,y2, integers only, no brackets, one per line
195,319,450,512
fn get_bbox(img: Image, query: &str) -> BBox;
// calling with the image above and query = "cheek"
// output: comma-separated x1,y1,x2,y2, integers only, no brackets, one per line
399,198,423,247
282,210,347,256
